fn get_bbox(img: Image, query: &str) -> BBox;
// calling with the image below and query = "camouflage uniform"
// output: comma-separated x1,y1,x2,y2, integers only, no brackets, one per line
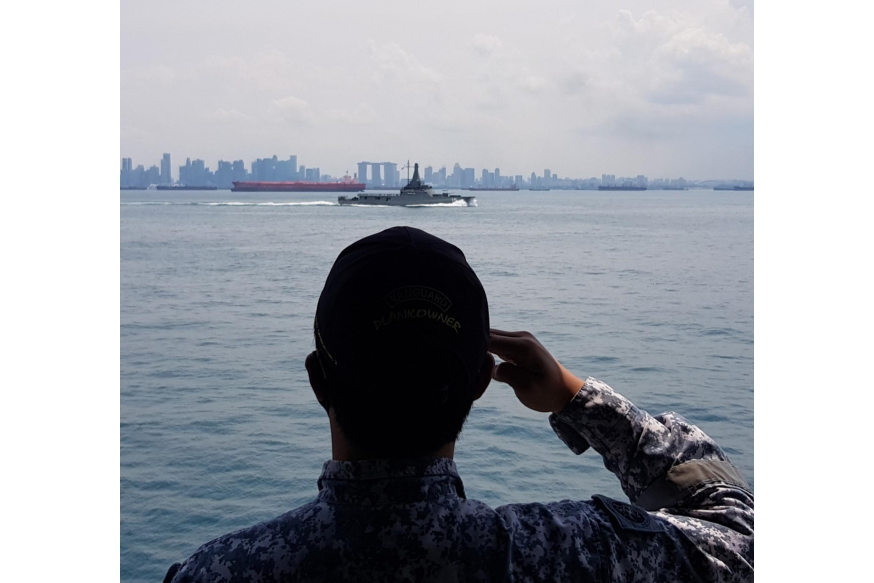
165,378,753,582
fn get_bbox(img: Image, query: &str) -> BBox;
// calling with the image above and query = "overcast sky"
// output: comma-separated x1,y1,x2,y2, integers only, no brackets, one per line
121,0,753,180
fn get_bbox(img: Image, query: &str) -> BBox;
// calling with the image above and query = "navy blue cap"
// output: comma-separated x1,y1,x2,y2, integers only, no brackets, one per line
315,226,490,394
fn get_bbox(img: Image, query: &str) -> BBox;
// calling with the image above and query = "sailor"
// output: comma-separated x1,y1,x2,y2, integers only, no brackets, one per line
164,226,753,582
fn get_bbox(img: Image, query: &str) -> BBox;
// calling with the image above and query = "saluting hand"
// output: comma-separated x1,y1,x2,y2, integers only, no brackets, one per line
488,329,585,414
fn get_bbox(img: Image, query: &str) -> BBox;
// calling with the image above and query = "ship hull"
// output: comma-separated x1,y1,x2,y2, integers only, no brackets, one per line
156,185,218,191
232,181,364,192
338,192,476,207
598,186,647,191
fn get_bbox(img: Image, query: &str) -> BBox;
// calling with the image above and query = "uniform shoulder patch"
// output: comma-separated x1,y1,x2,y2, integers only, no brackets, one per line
592,495,663,534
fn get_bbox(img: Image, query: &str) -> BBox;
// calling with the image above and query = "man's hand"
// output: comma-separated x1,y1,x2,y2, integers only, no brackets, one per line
488,329,585,414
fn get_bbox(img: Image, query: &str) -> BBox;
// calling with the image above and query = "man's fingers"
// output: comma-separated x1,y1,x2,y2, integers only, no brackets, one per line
489,328,529,338
492,361,529,388
488,332,537,362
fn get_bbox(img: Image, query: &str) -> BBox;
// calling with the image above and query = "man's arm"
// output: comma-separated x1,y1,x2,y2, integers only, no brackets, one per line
549,377,751,510
489,329,753,577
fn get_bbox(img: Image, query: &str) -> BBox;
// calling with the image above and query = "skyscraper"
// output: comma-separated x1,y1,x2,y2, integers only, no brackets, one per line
120,158,133,187
275,157,295,180
371,163,382,187
232,160,247,182
462,168,475,188
215,160,233,188
179,158,213,186
357,162,369,185
161,153,171,184
384,162,398,187
451,163,463,188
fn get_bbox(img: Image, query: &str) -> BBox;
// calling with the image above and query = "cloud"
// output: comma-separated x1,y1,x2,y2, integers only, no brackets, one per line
200,108,252,122
202,54,249,76
472,34,503,57
650,27,752,103
368,41,442,85
558,70,591,95
518,75,548,93
558,8,751,109
272,95,315,124
326,103,382,125
121,64,177,90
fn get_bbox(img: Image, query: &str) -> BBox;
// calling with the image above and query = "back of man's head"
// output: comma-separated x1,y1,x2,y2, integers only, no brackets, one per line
314,226,490,458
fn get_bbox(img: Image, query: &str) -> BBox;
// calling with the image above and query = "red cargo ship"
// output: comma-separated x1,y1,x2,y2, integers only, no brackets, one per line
232,178,364,192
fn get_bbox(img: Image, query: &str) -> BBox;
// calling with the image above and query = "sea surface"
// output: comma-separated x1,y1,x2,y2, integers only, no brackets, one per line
121,189,753,582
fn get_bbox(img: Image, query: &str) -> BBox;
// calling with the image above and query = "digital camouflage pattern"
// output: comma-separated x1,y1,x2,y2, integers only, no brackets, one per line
165,377,753,582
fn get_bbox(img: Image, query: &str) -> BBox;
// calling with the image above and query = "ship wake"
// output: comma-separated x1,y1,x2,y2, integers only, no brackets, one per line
407,199,473,208
121,201,339,207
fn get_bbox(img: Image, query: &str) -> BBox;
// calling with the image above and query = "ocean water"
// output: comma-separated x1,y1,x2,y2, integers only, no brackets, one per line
121,189,753,582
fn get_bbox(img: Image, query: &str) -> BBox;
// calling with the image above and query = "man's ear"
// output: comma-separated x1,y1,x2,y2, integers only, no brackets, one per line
472,352,495,402
305,351,331,412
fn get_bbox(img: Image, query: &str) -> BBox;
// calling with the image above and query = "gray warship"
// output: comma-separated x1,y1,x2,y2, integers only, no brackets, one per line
338,163,476,207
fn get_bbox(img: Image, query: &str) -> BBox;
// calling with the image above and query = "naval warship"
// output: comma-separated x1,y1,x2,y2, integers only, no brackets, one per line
338,163,476,207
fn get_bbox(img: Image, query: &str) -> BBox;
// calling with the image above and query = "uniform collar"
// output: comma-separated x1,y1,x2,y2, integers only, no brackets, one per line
317,457,466,505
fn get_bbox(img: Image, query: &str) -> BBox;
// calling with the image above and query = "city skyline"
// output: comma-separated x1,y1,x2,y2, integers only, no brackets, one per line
120,151,749,190
120,150,752,186
122,1,754,181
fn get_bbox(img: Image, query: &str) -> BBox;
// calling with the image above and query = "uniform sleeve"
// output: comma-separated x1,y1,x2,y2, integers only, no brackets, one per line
548,377,754,578
162,562,181,583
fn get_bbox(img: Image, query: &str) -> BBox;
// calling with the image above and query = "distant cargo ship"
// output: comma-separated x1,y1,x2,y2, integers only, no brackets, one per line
529,188,551,191
598,186,647,191
467,185,520,191
232,177,364,192
714,186,754,191
156,185,218,191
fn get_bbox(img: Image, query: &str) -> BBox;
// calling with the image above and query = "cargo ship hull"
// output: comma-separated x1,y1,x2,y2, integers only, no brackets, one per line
156,185,218,191
467,186,519,191
232,181,364,192
598,186,647,191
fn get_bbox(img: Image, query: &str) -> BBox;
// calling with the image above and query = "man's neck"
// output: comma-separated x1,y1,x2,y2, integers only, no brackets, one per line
328,414,455,461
